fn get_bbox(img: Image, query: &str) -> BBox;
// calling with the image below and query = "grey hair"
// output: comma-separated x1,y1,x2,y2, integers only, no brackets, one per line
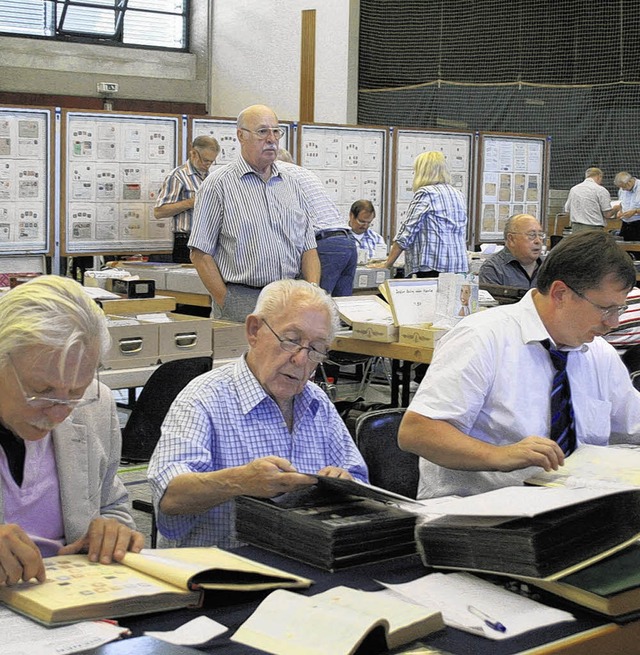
614,171,633,187
585,167,603,179
0,275,110,368
253,279,340,340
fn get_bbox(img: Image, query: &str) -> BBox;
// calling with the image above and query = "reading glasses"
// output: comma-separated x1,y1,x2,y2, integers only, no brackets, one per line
240,127,286,140
508,230,546,241
262,319,329,363
10,356,101,409
564,282,628,319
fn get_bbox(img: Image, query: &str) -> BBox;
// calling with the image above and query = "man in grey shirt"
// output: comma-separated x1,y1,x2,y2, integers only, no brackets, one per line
479,214,545,290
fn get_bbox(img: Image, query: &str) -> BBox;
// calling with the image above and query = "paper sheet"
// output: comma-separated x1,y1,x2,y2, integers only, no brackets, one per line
379,572,574,640
145,615,227,645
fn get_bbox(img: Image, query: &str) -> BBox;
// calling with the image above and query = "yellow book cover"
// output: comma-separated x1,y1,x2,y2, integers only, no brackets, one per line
0,547,312,626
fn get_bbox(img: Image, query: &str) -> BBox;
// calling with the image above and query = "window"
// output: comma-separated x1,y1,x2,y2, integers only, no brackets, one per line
0,0,188,50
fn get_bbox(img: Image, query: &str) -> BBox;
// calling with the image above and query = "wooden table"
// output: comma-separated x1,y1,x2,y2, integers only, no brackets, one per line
331,333,433,406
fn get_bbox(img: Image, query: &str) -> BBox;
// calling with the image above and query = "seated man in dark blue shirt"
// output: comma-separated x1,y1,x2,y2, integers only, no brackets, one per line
479,214,545,290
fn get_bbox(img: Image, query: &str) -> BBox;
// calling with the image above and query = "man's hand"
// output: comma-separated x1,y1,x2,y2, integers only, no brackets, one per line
57,518,145,564
316,466,353,480
238,456,317,498
0,524,46,585
492,436,565,473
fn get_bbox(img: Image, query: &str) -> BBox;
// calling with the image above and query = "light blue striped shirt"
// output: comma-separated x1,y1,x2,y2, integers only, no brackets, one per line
147,356,368,548
275,162,348,231
394,183,469,274
188,157,317,287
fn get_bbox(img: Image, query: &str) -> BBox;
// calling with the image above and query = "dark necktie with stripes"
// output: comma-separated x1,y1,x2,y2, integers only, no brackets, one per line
542,339,576,455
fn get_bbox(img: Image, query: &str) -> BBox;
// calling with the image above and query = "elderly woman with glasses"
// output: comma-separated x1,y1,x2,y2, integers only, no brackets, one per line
0,275,143,585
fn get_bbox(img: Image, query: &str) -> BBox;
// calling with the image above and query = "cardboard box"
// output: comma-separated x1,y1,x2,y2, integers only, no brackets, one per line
334,296,398,343
398,323,448,349
114,264,172,288
104,316,159,370
165,269,209,295
353,266,391,289
212,319,248,360
158,313,213,363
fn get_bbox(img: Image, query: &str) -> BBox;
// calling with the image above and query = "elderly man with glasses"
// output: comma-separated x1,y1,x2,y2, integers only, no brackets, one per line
479,214,546,290
148,279,368,548
397,231,640,499
189,104,321,323
154,135,220,263
0,276,144,585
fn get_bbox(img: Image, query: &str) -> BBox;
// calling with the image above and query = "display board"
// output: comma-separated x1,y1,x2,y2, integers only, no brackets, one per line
477,133,550,242
392,128,474,237
190,117,293,167
297,124,388,234
0,107,52,254
62,111,180,255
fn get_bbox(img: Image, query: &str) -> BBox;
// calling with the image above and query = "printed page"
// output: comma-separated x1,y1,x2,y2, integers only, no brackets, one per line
525,444,640,489
0,605,127,655
381,572,574,640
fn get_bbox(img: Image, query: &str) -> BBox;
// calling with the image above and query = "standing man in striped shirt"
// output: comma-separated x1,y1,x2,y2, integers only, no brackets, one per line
189,105,321,322
154,136,220,263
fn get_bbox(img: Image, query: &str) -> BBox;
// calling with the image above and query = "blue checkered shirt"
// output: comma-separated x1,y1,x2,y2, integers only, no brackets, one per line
356,228,385,259
147,356,368,548
394,183,469,274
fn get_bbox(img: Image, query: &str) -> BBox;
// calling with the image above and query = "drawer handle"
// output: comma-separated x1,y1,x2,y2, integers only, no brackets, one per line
118,337,144,354
175,332,197,349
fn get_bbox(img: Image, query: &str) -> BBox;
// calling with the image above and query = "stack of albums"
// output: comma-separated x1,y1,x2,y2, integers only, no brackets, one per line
235,477,418,571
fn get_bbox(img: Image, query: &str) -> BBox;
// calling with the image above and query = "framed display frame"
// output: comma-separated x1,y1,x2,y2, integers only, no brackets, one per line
0,106,53,255
62,110,181,256
297,123,389,237
476,132,551,243
391,127,475,241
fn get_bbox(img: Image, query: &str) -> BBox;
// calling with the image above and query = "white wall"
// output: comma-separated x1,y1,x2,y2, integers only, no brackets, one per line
0,3,210,105
209,0,359,123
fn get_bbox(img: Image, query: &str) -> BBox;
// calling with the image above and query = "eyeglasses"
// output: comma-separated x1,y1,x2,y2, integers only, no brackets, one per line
262,319,329,363
10,356,101,409
240,127,286,141
354,217,374,226
508,231,546,241
194,150,216,167
564,282,628,320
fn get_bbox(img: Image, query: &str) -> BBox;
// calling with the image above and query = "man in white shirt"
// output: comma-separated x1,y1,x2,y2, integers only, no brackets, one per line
398,230,640,499
613,171,640,242
564,167,615,232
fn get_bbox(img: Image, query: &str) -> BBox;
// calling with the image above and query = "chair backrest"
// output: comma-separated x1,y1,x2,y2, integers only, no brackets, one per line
354,408,420,499
121,356,213,462
621,345,640,391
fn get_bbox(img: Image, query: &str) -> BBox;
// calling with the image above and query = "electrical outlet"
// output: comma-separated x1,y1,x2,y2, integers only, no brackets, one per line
97,82,119,94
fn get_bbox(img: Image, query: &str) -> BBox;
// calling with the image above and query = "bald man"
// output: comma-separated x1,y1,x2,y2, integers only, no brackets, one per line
189,104,321,322
479,214,545,290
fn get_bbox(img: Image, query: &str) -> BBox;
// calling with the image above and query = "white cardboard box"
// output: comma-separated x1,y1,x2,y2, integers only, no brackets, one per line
353,266,391,289
333,296,398,343
104,316,159,370
157,313,213,363
212,320,248,360
165,269,209,295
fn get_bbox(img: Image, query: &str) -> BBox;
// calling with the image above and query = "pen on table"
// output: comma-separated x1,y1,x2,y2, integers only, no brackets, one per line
467,605,507,633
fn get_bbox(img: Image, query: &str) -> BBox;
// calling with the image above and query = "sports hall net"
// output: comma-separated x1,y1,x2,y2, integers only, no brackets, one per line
358,0,640,192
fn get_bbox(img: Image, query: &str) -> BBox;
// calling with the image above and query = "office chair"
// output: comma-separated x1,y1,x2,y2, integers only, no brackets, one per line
121,356,213,547
354,408,420,499
121,356,212,463
621,345,640,391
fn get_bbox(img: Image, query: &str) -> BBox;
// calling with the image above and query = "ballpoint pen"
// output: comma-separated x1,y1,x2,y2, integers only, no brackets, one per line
467,605,507,633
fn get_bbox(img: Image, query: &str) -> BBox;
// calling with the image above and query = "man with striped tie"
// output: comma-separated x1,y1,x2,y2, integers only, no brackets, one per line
396,230,640,499
189,104,321,323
